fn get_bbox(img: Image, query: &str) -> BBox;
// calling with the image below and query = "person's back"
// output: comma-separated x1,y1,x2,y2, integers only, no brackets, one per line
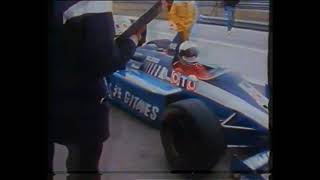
48,1,141,179
49,0,138,144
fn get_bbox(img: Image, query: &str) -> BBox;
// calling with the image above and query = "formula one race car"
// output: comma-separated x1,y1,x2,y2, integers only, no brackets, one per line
104,39,270,178
106,10,270,180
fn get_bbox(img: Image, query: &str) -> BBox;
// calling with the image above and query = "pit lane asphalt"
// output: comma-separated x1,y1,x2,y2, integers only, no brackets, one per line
52,19,268,180
53,106,234,180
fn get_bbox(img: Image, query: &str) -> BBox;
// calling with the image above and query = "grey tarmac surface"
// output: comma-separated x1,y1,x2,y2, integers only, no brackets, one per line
53,107,234,180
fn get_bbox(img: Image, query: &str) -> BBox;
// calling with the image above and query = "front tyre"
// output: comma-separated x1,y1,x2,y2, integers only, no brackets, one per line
160,98,226,172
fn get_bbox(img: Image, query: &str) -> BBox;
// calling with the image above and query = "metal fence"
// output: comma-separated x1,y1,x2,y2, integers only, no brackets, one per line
117,0,269,10
198,15,269,31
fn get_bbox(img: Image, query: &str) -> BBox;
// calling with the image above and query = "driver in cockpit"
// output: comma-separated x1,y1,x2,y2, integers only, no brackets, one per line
167,1,210,80
172,40,212,80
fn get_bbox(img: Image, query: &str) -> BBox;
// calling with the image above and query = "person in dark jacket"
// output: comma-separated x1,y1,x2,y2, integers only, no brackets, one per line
48,1,142,179
223,0,240,32
224,0,240,7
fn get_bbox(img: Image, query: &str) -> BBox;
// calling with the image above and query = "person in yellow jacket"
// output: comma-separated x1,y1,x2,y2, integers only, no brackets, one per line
167,1,198,42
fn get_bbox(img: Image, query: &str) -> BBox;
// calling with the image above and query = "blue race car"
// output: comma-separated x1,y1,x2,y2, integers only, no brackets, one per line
104,23,270,180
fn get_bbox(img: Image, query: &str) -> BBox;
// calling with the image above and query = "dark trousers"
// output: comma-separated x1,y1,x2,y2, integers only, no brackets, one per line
48,142,103,180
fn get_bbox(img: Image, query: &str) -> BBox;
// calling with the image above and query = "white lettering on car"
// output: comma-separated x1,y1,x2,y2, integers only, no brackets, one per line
135,99,145,113
157,67,170,81
150,64,158,75
170,70,198,91
132,96,140,109
105,82,160,120
170,70,180,85
154,65,162,77
144,61,152,73
150,106,160,120
145,60,198,91
180,75,188,87
112,85,122,99
147,63,155,74
146,56,160,63
128,93,136,107
122,89,161,120
124,91,130,104
144,103,151,117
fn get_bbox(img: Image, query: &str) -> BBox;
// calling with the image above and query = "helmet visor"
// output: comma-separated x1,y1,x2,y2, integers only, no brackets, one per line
182,55,198,63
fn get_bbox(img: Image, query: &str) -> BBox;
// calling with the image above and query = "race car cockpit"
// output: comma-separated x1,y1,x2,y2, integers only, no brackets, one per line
172,40,214,80
136,39,218,81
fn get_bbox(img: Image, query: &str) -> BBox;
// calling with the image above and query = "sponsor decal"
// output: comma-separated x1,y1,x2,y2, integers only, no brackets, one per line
146,56,160,63
124,91,160,120
144,60,198,91
170,71,198,91
105,81,160,120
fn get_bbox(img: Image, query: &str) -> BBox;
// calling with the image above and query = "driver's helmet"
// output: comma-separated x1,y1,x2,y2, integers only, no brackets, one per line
178,40,199,64
113,15,133,36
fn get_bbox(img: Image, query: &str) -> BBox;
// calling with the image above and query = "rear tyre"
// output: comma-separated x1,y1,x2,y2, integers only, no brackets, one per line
160,98,226,172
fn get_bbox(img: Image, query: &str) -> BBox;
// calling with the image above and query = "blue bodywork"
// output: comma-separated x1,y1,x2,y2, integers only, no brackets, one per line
104,40,270,179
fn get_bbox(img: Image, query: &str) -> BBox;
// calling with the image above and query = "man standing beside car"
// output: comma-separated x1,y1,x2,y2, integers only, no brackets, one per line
167,0,198,43
48,1,143,180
